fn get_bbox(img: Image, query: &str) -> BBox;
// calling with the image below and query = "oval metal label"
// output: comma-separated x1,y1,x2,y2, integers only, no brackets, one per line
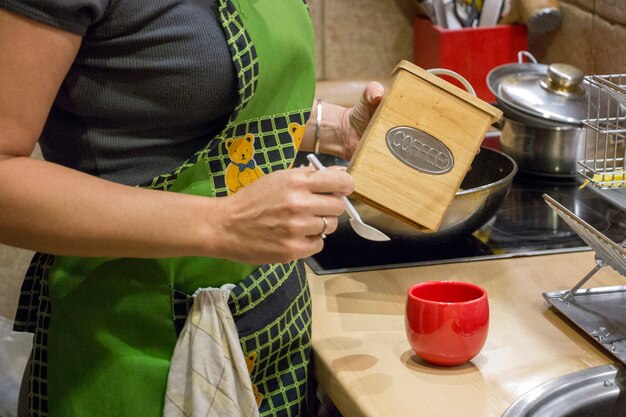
385,126,454,174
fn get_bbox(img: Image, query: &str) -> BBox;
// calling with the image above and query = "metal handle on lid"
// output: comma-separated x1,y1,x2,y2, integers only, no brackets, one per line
517,50,538,64
546,64,584,88
541,63,585,96
427,68,477,97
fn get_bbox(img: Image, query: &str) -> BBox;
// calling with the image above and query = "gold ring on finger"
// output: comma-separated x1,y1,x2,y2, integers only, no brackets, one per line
319,216,328,239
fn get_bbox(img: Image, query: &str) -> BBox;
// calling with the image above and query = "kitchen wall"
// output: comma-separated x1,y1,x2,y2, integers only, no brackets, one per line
309,0,626,79
310,0,415,80
538,0,626,74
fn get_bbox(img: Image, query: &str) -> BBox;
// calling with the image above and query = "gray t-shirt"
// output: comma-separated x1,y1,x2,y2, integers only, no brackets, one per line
0,0,238,185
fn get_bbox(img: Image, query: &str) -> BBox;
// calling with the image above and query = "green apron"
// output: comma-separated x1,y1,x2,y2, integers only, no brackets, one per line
14,1,316,415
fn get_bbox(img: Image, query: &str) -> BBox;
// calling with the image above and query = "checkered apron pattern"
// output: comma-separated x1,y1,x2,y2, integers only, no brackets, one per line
13,0,316,415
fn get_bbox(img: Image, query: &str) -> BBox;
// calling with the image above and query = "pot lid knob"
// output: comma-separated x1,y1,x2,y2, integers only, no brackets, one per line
542,64,584,95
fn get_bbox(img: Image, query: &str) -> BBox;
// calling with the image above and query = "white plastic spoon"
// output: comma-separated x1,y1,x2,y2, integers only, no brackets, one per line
307,154,391,242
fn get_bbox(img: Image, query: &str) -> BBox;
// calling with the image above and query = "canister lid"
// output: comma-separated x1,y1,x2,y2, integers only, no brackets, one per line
492,62,596,125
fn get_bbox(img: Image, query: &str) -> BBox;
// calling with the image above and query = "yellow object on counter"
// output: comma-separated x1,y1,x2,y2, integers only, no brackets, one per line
579,172,626,189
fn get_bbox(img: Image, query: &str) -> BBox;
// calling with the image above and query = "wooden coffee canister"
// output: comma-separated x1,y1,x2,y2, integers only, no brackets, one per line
347,60,503,232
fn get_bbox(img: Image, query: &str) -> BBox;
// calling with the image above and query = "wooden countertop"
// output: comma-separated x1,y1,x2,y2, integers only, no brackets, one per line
308,251,624,417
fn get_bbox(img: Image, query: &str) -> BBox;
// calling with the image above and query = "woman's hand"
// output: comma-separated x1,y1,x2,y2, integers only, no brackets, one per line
211,166,354,264
300,81,385,161
338,81,385,160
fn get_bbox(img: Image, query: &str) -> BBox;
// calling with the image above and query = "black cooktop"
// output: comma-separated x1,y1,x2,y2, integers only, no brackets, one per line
305,173,626,275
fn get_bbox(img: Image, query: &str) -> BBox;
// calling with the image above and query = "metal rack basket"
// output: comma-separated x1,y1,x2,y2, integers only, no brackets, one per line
579,74,626,189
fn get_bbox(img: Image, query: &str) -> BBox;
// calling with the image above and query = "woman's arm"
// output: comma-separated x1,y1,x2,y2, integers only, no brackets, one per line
0,9,352,264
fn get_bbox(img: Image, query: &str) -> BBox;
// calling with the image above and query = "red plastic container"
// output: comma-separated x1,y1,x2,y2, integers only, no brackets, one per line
413,18,527,103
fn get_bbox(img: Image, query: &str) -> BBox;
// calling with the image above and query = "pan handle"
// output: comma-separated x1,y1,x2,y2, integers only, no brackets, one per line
428,68,476,97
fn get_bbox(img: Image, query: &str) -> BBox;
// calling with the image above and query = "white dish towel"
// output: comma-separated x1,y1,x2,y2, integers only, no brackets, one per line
164,285,260,417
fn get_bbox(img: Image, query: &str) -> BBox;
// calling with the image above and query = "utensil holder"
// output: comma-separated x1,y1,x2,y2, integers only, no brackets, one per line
413,17,527,102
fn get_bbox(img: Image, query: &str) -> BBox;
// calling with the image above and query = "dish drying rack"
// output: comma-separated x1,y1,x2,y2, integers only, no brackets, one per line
550,72,626,291
542,191,626,365
542,73,626,365
579,73,626,189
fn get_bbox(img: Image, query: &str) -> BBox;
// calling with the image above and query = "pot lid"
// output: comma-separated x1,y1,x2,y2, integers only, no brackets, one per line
489,61,603,125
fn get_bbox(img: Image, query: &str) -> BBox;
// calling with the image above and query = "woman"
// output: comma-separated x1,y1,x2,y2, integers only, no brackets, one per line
0,0,384,416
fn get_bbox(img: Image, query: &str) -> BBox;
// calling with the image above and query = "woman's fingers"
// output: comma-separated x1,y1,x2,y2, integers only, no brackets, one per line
363,81,385,113
307,214,338,239
304,165,354,196
339,81,386,160
352,81,385,132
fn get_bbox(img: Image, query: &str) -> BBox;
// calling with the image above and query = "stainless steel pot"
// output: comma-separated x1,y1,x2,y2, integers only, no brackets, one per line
499,113,585,177
497,99,623,177
487,51,603,177
349,146,517,241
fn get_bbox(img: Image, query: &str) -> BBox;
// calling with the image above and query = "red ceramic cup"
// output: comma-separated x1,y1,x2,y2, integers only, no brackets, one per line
405,281,489,366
